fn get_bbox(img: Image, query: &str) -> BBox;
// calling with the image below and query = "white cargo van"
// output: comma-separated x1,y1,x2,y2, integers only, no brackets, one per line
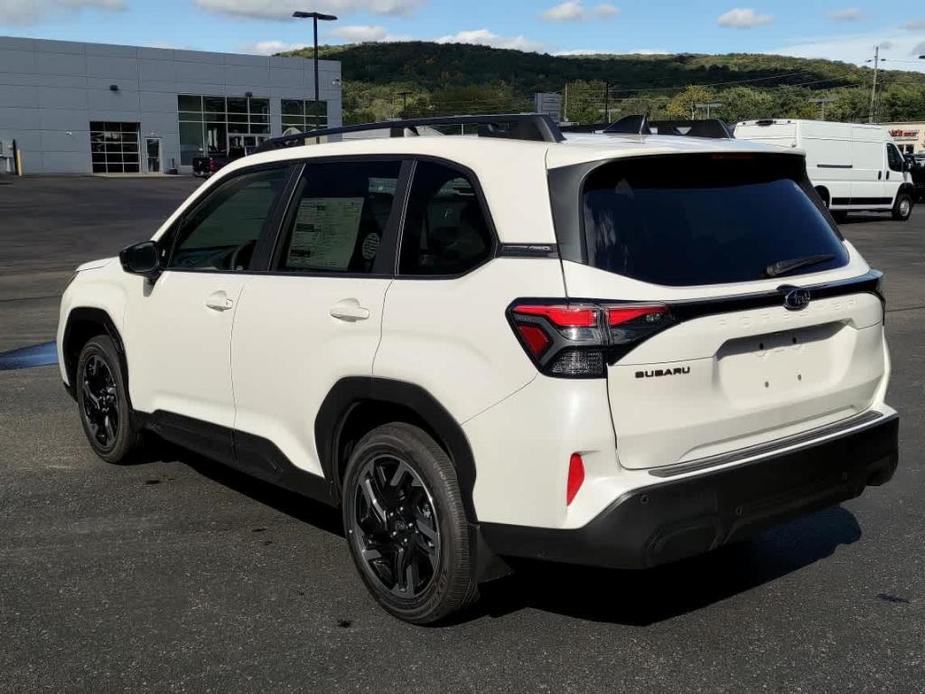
735,119,915,221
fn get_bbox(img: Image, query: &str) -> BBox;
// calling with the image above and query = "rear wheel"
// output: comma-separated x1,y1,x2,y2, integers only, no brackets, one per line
892,192,913,221
76,335,140,463
342,423,478,624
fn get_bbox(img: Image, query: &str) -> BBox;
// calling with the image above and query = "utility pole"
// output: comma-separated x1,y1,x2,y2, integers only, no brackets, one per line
604,81,610,124
810,97,835,120
564,83,569,123
398,91,412,115
868,44,881,123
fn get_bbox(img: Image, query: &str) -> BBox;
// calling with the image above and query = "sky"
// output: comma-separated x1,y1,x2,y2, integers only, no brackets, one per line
1,0,924,72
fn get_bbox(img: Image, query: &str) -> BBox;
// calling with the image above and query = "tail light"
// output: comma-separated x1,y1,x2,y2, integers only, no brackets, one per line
508,300,673,378
209,159,218,172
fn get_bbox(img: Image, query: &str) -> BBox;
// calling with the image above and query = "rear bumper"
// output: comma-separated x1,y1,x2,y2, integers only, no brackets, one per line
481,412,898,570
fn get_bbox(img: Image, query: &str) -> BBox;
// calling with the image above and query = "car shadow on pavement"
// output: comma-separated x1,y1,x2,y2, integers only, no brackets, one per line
129,441,861,627
142,441,345,538
473,505,861,626
837,216,897,225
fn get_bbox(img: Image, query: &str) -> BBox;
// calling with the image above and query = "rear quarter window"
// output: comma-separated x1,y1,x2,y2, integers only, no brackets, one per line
579,154,849,286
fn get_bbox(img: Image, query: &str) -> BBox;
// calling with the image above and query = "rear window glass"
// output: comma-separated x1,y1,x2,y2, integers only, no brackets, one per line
581,154,848,286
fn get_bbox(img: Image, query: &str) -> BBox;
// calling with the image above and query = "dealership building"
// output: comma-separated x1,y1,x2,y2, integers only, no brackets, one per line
0,36,342,175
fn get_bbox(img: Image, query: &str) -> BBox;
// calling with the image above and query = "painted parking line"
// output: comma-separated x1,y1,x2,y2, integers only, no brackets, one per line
0,341,58,371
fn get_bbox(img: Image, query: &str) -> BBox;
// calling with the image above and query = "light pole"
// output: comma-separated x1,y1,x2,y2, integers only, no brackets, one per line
293,11,337,135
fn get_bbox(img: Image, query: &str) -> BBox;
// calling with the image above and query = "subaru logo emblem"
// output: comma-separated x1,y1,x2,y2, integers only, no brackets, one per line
781,286,811,311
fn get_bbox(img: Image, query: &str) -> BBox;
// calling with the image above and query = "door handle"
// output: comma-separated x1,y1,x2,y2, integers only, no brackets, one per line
330,298,370,322
205,291,234,312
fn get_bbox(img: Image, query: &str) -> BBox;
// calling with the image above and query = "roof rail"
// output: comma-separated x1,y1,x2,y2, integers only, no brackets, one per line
254,113,564,152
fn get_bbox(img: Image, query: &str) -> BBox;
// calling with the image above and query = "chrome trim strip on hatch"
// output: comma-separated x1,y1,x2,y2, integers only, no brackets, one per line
648,410,887,479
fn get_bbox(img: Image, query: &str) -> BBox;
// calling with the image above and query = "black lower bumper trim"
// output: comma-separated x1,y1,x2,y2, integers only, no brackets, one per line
481,413,899,570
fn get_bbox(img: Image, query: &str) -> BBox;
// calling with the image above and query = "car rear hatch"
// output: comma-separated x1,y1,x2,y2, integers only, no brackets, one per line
549,152,888,471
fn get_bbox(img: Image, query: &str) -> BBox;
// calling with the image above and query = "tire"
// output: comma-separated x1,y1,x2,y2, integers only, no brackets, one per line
75,335,141,463
892,192,913,221
342,422,479,624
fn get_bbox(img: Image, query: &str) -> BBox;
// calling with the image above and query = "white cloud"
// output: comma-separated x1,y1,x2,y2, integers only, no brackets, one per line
331,24,409,42
435,28,543,52
541,1,619,22
770,29,925,72
717,8,774,29
0,0,124,25
239,40,305,55
903,19,925,31
827,8,862,21
195,0,425,21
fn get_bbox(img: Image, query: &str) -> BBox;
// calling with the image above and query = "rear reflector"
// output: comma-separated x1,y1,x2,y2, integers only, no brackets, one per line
567,453,585,505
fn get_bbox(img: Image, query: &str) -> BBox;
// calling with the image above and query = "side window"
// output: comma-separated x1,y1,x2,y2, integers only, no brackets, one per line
168,167,290,271
399,161,494,277
887,143,904,173
275,160,402,274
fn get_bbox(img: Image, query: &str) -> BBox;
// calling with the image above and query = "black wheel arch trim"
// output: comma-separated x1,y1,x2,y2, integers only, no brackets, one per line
315,377,479,522
62,307,130,405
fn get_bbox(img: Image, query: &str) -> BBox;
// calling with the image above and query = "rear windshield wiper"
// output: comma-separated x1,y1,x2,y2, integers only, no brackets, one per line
764,254,836,278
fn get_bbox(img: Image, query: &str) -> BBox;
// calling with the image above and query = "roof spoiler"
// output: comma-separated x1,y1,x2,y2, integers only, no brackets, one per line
603,114,651,135
601,116,734,139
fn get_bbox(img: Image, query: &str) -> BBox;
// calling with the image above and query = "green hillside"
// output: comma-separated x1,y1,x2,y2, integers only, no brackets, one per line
285,42,925,125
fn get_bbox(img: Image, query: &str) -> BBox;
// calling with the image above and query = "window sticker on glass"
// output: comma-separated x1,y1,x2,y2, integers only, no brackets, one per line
287,197,364,270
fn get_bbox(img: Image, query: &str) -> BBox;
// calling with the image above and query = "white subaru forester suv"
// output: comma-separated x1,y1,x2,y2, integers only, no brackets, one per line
58,114,899,624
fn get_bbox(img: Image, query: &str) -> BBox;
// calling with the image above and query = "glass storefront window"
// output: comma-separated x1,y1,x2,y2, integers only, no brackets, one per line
204,96,225,114
280,99,328,132
179,121,204,166
178,95,202,111
177,94,330,164
249,98,269,116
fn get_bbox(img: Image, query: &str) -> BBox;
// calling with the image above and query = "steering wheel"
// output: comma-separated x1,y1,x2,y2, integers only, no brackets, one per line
228,239,257,271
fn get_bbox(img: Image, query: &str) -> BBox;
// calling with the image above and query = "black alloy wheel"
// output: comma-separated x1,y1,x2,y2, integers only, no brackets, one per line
351,455,441,597
76,335,140,463
342,423,478,624
81,354,119,449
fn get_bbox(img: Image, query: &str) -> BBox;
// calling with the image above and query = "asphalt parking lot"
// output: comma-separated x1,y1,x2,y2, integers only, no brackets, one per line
1,176,924,692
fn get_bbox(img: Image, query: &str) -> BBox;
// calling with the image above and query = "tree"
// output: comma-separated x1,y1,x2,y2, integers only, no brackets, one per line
714,86,775,122
666,85,715,118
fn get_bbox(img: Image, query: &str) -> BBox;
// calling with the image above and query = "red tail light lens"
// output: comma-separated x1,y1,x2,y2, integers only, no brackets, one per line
513,304,599,328
508,300,673,378
607,305,667,326
567,453,585,505
515,324,551,357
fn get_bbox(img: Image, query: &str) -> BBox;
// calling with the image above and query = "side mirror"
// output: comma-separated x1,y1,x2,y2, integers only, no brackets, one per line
119,240,161,280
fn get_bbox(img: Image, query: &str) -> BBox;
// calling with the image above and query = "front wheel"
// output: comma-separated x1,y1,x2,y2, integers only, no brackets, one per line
342,423,479,624
892,192,913,221
76,335,140,463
